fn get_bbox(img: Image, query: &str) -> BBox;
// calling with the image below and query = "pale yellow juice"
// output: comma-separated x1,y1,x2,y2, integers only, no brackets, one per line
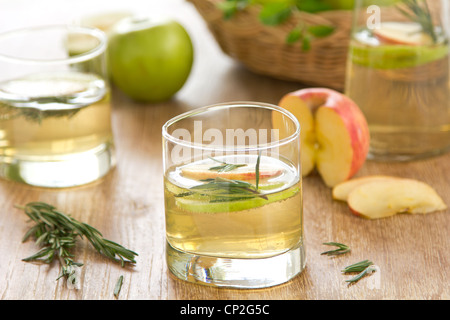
346,27,450,160
164,155,303,259
0,71,113,185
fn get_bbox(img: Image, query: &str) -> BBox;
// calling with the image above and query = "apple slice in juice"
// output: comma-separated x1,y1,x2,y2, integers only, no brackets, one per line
350,23,449,70
173,183,300,213
180,163,283,181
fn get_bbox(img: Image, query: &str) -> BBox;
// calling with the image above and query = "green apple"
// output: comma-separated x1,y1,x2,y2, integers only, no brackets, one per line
108,16,194,102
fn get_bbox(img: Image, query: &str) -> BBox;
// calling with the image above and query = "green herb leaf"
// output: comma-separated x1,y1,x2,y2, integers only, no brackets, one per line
255,151,262,190
114,275,124,298
189,177,268,201
307,25,335,38
321,242,351,256
342,259,377,284
286,28,302,44
342,259,374,273
259,2,293,25
208,157,247,172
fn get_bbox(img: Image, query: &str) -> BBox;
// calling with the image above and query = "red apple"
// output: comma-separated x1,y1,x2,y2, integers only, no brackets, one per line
274,88,370,187
373,22,433,46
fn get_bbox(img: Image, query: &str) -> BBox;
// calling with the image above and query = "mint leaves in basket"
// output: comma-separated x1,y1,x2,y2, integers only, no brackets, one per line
217,0,339,48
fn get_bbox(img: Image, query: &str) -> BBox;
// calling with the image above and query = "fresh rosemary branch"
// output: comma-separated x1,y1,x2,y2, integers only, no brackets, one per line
398,0,439,43
181,153,265,201
321,242,351,256
342,260,376,284
18,202,138,288
189,177,268,201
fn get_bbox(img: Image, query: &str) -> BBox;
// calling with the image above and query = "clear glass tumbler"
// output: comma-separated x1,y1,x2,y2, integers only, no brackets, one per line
162,102,305,288
345,0,450,161
0,25,115,187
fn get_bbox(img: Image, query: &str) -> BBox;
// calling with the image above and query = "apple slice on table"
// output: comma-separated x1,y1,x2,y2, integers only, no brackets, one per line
180,163,283,181
348,179,447,219
274,88,370,187
373,22,433,46
332,175,400,201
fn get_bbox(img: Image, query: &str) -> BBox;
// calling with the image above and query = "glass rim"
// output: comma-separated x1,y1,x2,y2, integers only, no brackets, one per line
162,101,301,152
0,24,108,65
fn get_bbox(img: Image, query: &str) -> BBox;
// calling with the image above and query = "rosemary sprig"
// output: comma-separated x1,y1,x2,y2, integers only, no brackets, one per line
208,157,247,172
184,153,265,201
255,151,262,190
321,242,351,256
189,177,268,200
398,0,439,43
18,202,138,288
114,275,124,298
0,101,81,124
342,260,376,284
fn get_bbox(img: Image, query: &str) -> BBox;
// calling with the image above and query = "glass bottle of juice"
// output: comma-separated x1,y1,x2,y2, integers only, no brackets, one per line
345,0,450,161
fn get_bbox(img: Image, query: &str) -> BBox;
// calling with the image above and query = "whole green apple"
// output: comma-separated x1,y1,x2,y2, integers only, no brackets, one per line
108,17,194,102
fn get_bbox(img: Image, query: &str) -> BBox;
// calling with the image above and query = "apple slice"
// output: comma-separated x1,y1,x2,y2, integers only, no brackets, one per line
373,22,433,46
180,164,283,181
275,88,370,187
347,179,447,219
175,184,300,213
332,175,400,201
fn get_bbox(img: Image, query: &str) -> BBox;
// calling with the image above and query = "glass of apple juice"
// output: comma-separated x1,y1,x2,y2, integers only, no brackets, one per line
162,102,305,288
345,0,450,161
0,25,115,187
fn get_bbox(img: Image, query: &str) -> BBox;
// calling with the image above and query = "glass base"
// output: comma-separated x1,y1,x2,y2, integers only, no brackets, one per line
0,142,115,188
166,241,306,289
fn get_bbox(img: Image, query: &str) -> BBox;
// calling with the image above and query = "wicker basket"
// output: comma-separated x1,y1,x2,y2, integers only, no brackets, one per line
187,0,353,90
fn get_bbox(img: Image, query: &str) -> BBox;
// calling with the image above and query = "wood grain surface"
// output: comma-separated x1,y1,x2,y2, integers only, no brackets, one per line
0,0,449,300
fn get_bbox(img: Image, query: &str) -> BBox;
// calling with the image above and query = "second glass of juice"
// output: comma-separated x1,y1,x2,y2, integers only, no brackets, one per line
162,102,304,288
0,25,115,187
345,0,450,161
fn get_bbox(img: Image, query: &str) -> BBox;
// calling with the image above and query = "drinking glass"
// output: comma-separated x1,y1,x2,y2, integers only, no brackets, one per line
162,102,305,288
0,25,115,187
345,0,450,161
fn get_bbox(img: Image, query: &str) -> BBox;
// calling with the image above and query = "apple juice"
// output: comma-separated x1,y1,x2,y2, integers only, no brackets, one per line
0,71,113,183
164,154,303,259
345,25,450,160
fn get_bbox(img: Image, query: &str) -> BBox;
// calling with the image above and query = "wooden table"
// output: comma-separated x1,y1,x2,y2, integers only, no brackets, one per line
0,0,448,301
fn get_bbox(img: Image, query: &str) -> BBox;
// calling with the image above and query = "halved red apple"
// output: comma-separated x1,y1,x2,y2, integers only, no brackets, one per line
332,175,400,201
373,22,433,46
347,179,447,219
180,163,283,181
274,88,370,187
